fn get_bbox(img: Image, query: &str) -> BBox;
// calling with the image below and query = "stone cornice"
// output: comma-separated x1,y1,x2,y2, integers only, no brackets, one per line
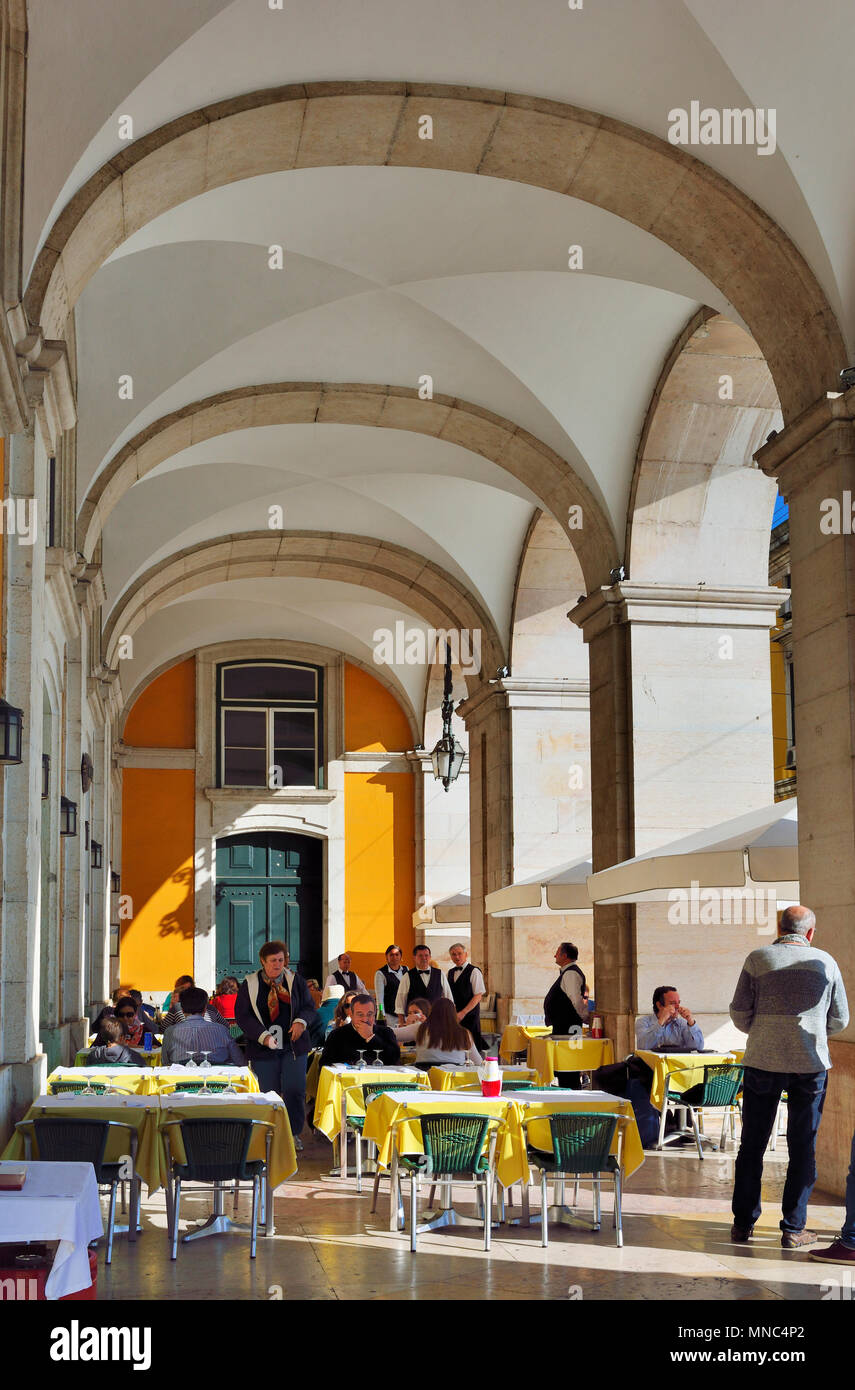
15,328,76,451
569,581,786,641
498,676,589,711
44,547,81,639
341,750,414,774
754,385,855,494
115,744,196,770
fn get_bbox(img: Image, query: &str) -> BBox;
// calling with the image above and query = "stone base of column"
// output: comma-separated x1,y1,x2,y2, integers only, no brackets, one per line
0,1056,48,1147
816,1040,855,1200
604,1012,635,1059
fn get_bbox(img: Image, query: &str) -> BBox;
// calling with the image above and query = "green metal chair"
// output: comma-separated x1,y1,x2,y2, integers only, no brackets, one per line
661,1064,744,1158
164,1080,232,1095
389,1111,499,1253
522,1110,627,1248
161,1116,274,1260
343,1081,423,1193
15,1115,140,1263
50,1079,110,1095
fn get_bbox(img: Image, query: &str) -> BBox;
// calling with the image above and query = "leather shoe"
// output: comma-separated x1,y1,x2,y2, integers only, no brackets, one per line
781,1229,817,1249
730,1223,754,1242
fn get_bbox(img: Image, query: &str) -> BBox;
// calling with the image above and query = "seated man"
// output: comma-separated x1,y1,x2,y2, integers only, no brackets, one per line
88,1016,147,1067
319,995,400,1067
160,974,230,1030
635,985,704,1052
161,986,245,1066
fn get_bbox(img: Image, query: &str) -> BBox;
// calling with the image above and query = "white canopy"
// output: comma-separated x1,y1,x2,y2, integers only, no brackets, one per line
587,800,798,905
412,891,470,930
485,857,593,917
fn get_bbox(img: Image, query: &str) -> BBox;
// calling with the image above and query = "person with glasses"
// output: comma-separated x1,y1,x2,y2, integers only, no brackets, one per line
88,1016,147,1067
114,996,146,1046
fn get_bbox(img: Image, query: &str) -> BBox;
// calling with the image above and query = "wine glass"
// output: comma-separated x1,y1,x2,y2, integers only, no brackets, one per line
356,1048,367,1070
184,1052,198,1069
199,1051,212,1070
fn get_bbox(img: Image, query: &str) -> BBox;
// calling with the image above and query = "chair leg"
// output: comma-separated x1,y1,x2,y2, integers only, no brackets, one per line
613,1169,623,1248
427,1181,437,1209
233,1178,240,1214
769,1098,781,1152
521,1180,531,1227
540,1169,548,1248
355,1130,363,1195
689,1107,703,1159
370,1165,383,1214
483,1173,492,1252
719,1109,729,1151
171,1180,182,1260
105,1182,118,1265
410,1173,418,1253
572,1177,579,1208
592,1176,601,1231
120,1180,127,1215
250,1176,259,1259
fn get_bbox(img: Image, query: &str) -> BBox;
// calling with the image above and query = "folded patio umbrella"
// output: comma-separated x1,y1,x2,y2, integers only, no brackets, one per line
411,890,470,929
485,856,593,917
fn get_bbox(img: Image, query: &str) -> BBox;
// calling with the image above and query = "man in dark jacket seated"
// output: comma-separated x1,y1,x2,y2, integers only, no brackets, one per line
320,995,400,1067
235,939,318,1150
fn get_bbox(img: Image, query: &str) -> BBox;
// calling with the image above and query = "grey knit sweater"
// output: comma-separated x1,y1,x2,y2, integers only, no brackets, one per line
729,934,849,1072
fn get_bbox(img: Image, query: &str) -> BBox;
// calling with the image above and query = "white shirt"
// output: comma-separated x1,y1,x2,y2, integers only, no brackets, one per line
374,965,406,1016
449,963,486,999
394,968,454,1016
323,969,367,994
414,1043,484,1067
560,964,587,1020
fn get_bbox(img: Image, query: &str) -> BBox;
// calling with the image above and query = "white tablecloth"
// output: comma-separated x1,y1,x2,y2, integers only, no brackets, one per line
0,1160,103,1299
160,1090,285,1109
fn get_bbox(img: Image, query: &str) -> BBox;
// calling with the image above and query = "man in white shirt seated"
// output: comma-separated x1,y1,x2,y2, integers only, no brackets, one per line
323,952,367,994
635,985,704,1052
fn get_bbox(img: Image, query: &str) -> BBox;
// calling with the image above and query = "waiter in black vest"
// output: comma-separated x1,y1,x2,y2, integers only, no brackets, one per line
374,944,407,1023
544,942,587,1033
448,942,487,1053
323,952,367,994
396,943,453,1023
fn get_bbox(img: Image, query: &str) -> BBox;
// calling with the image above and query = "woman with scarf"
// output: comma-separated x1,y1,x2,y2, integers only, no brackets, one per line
235,940,318,1149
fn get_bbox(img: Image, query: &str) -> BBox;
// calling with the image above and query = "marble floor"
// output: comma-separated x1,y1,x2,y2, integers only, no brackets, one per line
97,1127,848,1302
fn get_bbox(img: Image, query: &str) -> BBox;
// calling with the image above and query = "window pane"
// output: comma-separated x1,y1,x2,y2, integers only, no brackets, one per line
275,749,316,786
273,710,315,748
222,664,317,702
223,709,266,747
223,748,267,786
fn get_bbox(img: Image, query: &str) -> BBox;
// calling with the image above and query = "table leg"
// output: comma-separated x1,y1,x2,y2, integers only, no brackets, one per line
264,1129,274,1237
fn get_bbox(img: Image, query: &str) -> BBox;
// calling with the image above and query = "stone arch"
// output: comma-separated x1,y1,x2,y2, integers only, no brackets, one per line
77,380,616,590
627,310,781,587
102,531,506,687
510,510,587,679
28,82,843,423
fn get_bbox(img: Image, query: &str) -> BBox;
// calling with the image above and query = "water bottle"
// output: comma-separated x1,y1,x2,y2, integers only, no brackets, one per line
143,1031,153,1051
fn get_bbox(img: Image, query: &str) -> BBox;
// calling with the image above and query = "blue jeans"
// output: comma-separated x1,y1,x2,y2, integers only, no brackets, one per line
841,1128,855,1248
250,1051,308,1139
732,1067,827,1232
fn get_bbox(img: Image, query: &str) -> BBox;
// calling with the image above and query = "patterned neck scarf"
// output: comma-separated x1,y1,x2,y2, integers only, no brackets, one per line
263,971,291,1023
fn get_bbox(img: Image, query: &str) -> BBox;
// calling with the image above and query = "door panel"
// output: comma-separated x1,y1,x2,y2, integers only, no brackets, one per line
215,832,321,983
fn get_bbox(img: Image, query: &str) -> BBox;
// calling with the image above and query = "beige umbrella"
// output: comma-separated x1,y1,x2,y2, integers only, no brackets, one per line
485,856,593,917
587,799,798,905
412,890,470,930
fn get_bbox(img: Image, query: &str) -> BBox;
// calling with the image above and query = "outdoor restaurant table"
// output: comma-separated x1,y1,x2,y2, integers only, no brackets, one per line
362,1088,643,1229
635,1050,738,1111
499,1025,552,1061
428,1064,538,1091
527,1035,615,1085
156,1091,296,1191
313,1064,429,1144
75,1046,162,1067
48,1066,153,1095
0,1160,103,1299
149,1065,258,1094
2,1093,162,1191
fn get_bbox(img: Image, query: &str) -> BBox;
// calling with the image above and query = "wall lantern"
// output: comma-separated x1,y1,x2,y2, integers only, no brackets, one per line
429,644,466,792
91,840,102,869
41,754,50,799
60,796,78,837
81,753,94,793
0,698,24,764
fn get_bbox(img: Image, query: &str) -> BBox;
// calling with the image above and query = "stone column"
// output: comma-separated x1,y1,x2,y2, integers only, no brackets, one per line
757,391,855,1194
457,683,513,1025
0,418,47,1137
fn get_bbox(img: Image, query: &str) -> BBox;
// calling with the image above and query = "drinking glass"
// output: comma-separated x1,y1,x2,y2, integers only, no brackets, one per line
184,1052,198,1069
356,1049,366,1070
199,1052,212,1069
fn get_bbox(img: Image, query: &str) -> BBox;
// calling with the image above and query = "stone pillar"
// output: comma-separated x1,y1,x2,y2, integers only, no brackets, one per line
457,683,513,1025
757,391,855,1194
0,419,47,1138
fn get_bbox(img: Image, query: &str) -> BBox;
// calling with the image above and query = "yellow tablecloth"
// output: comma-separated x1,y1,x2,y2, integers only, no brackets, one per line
635,1051,739,1110
499,1026,552,1061
150,1067,259,1095
306,1052,323,1102
75,1048,162,1067
157,1093,296,1190
3,1094,161,1187
428,1066,538,1091
48,1067,154,1095
313,1066,429,1140
528,1036,615,1085
362,1090,643,1189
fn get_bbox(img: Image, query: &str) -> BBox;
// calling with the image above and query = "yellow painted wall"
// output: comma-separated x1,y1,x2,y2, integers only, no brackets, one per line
120,661,196,987
123,658,195,747
343,663,415,984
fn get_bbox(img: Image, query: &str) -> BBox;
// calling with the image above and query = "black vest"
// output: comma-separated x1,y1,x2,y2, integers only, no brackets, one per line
449,962,482,1034
378,964,403,1015
334,969,357,990
407,966,444,1003
544,963,586,1032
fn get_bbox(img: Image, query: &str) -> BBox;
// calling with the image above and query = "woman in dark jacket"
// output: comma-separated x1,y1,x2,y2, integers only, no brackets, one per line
235,940,317,1148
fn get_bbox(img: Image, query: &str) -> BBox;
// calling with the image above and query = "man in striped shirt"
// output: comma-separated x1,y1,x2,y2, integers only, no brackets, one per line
161,987,244,1065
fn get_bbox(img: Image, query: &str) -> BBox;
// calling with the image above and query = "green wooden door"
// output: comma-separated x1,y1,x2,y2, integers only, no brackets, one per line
215,833,321,983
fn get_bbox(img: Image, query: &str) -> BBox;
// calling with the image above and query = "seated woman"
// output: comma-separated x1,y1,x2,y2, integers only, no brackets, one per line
114,996,147,1046
331,989,358,1032
413,997,483,1068
209,975,240,1021
389,996,432,1044
87,1016,147,1067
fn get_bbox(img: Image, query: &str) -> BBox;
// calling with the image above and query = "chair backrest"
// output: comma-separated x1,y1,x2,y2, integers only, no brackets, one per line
362,1082,423,1101
695,1064,744,1106
546,1112,619,1173
166,1080,230,1094
50,1080,108,1094
32,1117,110,1177
228,1023,243,1040
420,1114,490,1174
501,1080,535,1090
174,1118,254,1181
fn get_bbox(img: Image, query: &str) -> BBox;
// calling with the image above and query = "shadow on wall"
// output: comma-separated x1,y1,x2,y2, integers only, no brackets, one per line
156,863,195,938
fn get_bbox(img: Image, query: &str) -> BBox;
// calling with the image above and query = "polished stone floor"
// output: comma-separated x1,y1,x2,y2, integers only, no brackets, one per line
96,1124,848,1302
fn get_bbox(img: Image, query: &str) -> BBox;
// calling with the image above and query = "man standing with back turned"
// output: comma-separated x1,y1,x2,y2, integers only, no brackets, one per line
729,904,849,1247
